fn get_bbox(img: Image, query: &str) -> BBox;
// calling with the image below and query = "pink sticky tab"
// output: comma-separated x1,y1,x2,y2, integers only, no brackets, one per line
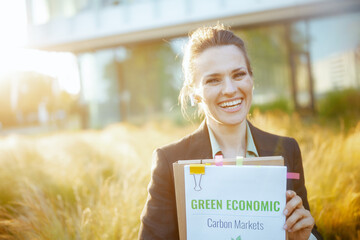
287,172,300,180
215,155,223,166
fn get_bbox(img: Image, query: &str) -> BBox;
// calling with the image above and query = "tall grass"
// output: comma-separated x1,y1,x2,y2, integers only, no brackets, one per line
0,112,359,239
249,110,360,240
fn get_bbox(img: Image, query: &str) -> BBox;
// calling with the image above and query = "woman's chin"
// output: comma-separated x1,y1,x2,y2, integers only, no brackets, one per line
209,116,247,127
223,119,246,126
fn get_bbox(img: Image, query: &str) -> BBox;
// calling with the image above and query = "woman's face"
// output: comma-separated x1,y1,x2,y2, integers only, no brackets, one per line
193,45,253,126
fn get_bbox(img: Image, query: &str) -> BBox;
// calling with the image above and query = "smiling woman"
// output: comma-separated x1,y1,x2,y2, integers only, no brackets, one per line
139,24,323,240
193,45,253,136
191,45,253,158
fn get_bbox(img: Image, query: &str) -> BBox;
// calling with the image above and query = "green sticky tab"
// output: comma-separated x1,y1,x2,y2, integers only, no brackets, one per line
236,156,243,166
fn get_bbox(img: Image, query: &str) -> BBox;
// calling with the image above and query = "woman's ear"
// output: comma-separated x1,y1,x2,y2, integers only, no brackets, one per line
191,94,202,105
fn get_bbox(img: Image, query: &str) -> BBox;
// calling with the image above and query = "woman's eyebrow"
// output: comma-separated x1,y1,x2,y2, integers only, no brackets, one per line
204,73,222,78
231,67,246,74
202,67,247,80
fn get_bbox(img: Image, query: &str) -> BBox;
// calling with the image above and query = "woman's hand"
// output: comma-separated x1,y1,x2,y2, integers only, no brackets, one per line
283,190,314,240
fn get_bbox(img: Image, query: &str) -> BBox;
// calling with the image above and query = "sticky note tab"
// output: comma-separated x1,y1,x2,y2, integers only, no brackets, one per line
287,172,300,180
215,155,223,166
190,164,205,175
236,156,243,166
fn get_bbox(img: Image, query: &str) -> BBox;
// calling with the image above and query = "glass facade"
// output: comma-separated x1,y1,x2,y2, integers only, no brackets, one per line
75,11,360,128
308,11,360,95
78,41,181,127
29,0,155,25
234,25,291,105
29,0,92,24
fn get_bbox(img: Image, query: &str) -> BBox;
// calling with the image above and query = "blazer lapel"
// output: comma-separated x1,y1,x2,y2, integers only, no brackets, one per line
248,121,276,157
248,121,290,172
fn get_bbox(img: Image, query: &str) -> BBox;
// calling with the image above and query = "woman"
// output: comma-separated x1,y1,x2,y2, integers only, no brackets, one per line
139,25,322,240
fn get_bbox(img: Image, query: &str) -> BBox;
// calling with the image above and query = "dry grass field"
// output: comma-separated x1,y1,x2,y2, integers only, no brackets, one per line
0,111,359,240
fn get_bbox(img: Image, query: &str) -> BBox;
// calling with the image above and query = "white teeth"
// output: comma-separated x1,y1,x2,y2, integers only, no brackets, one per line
219,99,242,108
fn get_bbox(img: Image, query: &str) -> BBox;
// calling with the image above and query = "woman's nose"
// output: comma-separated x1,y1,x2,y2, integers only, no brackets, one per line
222,77,236,96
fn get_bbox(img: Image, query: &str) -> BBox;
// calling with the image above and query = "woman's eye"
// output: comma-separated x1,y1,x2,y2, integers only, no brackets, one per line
205,78,220,84
233,72,247,79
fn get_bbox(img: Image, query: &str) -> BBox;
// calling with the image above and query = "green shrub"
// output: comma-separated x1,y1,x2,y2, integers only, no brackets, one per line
317,88,360,130
250,98,293,114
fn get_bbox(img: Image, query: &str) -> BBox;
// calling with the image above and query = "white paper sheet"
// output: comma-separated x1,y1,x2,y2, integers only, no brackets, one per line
184,165,287,240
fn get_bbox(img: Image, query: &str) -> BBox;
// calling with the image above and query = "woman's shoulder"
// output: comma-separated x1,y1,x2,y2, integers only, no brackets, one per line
155,121,212,162
248,121,299,156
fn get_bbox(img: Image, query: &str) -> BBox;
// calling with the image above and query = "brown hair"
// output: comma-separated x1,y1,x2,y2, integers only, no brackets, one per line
179,24,253,118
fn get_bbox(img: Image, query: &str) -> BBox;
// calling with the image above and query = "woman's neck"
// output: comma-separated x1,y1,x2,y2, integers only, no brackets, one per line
207,117,247,158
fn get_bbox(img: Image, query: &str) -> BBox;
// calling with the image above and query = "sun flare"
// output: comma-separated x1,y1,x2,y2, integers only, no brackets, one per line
0,1,80,95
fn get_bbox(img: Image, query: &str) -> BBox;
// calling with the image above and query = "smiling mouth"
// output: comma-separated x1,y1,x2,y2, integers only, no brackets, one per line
219,99,243,109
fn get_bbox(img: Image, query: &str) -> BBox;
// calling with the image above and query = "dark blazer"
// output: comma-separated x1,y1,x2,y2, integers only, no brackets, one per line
139,121,322,240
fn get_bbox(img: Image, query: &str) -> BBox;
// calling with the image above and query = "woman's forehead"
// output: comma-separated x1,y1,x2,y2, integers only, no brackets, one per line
193,45,247,77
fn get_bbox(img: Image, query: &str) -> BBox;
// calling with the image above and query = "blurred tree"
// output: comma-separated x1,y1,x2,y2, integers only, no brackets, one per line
117,41,178,119
14,72,55,115
0,71,78,128
234,23,311,112
235,26,290,101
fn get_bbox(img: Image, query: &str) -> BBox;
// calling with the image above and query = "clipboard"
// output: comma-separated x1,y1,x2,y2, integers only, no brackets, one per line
173,156,285,240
